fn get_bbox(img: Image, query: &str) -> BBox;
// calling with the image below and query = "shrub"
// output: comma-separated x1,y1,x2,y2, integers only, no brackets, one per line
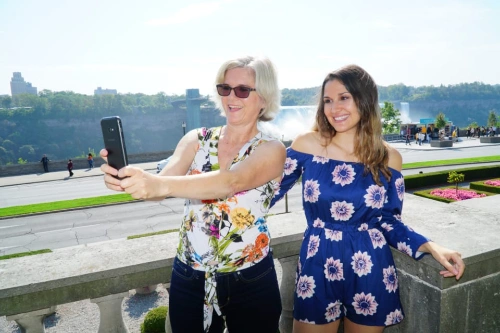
470,179,500,194
447,171,465,196
404,165,500,190
140,306,168,333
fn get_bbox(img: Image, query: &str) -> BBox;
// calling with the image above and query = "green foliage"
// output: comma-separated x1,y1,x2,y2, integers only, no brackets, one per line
435,112,447,129
470,179,500,194
281,87,319,106
1,82,500,165
140,306,168,333
0,193,136,218
0,249,52,261
487,110,497,127
380,101,402,134
404,165,500,190
17,157,27,164
447,171,465,194
128,229,179,240
18,145,36,161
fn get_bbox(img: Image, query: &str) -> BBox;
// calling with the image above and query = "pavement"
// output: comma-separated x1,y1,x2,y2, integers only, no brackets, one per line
1,137,499,187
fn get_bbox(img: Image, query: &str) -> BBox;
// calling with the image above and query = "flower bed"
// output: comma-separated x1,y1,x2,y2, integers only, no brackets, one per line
413,186,495,203
429,188,486,201
470,178,500,194
484,179,500,186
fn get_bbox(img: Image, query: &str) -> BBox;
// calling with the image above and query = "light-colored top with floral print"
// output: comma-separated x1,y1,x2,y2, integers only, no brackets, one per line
176,126,279,332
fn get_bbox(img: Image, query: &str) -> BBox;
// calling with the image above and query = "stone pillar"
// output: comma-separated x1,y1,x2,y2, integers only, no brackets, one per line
90,292,130,333
6,307,55,333
165,309,172,333
279,255,298,333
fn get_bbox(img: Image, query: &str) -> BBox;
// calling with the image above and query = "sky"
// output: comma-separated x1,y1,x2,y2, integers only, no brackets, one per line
1,0,499,97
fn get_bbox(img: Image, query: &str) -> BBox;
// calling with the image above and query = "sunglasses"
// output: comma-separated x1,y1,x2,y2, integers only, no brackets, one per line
216,84,256,98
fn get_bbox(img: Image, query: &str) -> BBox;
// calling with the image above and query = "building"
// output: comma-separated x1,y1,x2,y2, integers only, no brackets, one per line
94,87,117,95
10,72,37,96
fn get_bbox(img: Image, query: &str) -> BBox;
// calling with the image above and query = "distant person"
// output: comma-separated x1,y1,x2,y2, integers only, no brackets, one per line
427,125,432,142
492,125,497,136
419,131,425,145
67,159,74,177
405,127,411,145
466,127,471,139
87,153,94,169
40,154,49,172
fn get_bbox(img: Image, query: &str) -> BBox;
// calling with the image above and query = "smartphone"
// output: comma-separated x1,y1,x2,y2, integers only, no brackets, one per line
101,116,128,175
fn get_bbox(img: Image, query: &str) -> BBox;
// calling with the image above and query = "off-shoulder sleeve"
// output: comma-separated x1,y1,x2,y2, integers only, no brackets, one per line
270,148,305,207
378,171,430,260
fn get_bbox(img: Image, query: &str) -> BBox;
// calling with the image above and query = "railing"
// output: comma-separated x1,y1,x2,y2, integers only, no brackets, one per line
1,194,499,333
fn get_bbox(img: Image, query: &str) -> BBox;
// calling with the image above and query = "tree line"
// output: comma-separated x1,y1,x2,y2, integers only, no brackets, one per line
0,82,499,166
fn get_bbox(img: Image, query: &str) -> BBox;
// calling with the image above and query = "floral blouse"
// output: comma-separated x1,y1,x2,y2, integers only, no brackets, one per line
176,126,280,332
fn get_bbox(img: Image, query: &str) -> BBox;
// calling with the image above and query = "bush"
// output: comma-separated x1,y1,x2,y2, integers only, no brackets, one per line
140,306,168,333
470,179,500,194
404,165,500,190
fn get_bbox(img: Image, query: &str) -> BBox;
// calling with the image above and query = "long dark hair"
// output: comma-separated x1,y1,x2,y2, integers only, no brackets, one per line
313,64,391,184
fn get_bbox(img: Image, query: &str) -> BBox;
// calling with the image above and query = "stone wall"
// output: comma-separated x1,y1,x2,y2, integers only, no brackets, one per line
0,151,174,177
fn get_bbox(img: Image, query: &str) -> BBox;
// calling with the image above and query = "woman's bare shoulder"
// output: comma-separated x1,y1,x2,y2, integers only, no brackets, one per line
386,144,402,171
291,131,322,153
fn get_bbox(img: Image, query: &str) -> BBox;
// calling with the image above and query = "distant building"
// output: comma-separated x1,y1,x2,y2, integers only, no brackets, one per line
10,72,37,96
94,87,117,95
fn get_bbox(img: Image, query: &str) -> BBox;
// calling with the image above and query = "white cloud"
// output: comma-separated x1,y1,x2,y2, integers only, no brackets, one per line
146,1,226,26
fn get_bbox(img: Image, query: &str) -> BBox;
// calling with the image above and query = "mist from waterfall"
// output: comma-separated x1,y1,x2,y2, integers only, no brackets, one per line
259,105,317,141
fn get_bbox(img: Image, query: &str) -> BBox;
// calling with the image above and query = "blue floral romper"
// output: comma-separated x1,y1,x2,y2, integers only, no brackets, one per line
271,148,430,327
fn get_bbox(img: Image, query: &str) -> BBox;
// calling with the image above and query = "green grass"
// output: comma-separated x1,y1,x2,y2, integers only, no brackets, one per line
0,193,138,218
1,155,498,219
127,228,179,239
402,155,500,169
0,249,52,261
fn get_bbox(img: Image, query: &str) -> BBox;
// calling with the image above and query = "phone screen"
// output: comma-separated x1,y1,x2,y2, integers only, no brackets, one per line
101,116,129,173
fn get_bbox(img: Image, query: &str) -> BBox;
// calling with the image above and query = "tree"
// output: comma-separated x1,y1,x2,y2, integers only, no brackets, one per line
380,101,402,134
487,110,497,127
1,96,12,109
18,145,36,162
435,112,447,131
447,171,464,197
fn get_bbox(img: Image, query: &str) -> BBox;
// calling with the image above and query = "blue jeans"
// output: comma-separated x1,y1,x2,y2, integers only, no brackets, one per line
169,253,282,333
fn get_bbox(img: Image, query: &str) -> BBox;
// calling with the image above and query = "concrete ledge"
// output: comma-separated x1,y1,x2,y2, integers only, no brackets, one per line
480,137,500,143
430,140,453,147
1,197,499,332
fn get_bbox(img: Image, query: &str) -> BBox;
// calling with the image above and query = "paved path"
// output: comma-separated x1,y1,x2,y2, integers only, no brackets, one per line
1,137,499,187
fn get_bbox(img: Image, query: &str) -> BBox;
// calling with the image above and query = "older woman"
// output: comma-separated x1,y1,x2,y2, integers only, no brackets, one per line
100,56,286,333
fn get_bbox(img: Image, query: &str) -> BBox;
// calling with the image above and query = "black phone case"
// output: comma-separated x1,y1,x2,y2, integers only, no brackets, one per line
101,116,128,171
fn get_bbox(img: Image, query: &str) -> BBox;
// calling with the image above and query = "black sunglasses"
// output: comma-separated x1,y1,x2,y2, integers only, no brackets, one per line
216,84,256,98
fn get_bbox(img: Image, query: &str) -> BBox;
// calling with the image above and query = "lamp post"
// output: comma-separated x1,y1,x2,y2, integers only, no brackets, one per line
182,121,186,136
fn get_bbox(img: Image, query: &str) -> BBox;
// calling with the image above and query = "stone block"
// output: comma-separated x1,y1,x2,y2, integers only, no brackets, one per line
430,140,453,147
480,137,500,143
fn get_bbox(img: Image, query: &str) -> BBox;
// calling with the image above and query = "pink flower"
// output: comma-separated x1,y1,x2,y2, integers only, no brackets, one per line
485,180,500,187
430,188,486,201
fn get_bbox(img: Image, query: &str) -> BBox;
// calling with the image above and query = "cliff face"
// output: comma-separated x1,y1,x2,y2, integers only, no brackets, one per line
0,107,227,164
39,108,227,156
